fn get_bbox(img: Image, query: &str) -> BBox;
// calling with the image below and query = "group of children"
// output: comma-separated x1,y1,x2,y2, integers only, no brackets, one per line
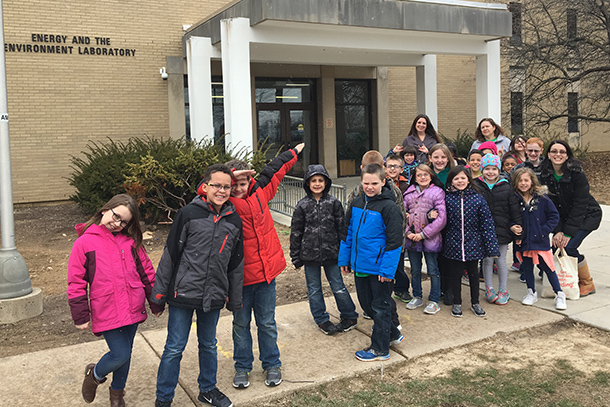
68,144,305,407
67,133,571,403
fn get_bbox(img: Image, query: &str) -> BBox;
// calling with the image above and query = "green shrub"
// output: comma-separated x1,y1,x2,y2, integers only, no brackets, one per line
69,136,268,222
440,128,475,159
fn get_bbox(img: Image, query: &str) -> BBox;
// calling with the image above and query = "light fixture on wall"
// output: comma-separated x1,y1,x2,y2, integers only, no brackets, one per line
160,67,168,80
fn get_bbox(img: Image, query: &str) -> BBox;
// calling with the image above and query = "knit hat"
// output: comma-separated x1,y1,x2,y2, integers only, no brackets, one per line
478,141,498,155
480,153,501,170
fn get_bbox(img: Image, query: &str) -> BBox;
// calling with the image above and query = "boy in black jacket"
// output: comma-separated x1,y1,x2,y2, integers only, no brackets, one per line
290,164,358,335
152,164,243,407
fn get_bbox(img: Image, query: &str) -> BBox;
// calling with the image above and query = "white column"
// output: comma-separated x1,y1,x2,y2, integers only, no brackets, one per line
416,54,438,129
476,40,502,124
186,37,214,142
220,18,254,152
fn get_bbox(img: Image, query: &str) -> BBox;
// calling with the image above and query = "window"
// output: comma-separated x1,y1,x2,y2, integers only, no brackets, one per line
184,75,190,141
511,92,524,134
567,92,579,133
509,3,522,46
567,9,577,49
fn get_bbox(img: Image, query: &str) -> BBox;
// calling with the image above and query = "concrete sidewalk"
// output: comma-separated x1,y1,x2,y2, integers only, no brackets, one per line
1,206,607,407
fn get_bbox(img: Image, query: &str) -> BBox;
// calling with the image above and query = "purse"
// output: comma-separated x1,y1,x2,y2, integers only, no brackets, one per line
541,248,580,300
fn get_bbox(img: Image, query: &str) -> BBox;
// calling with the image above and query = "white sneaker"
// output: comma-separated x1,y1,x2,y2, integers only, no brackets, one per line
423,301,440,315
406,297,423,310
522,288,538,306
555,291,567,310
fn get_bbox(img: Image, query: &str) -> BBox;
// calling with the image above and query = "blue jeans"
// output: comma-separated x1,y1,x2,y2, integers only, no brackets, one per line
232,279,281,372
354,275,400,355
304,263,358,325
156,306,220,403
95,323,138,390
521,255,561,293
407,250,441,303
561,229,591,263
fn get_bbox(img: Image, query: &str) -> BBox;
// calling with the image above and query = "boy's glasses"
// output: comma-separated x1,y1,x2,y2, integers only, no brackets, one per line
526,149,541,153
386,165,402,169
207,183,232,192
110,208,130,227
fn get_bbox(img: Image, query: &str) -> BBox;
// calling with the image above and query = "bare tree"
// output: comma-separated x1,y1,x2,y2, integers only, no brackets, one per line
508,0,610,129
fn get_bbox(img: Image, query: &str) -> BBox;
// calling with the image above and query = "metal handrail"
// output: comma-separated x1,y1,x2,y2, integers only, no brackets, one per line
269,175,348,217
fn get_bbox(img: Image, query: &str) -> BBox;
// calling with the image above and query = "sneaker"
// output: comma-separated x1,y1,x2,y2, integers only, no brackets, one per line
264,367,282,387
485,287,499,303
155,400,172,407
232,371,250,389
423,301,440,314
406,297,423,310
471,303,486,317
390,334,404,345
318,320,338,335
335,319,358,332
519,274,526,283
522,288,538,306
355,348,390,362
362,312,372,320
393,291,412,303
495,290,510,305
451,304,462,318
555,291,567,310
511,262,521,271
198,388,232,407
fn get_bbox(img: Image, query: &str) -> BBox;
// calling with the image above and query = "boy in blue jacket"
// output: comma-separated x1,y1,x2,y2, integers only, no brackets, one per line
339,163,404,361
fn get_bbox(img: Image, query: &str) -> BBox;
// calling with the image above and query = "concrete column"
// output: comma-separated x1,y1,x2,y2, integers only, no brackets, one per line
166,56,186,139
476,40,502,124
375,67,390,154
416,54,438,129
320,67,337,178
220,18,254,152
186,37,214,142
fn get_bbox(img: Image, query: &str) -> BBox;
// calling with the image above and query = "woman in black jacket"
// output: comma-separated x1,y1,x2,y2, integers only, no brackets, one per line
539,140,602,296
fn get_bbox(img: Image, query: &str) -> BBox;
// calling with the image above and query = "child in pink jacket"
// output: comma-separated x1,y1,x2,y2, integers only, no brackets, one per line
67,194,162,406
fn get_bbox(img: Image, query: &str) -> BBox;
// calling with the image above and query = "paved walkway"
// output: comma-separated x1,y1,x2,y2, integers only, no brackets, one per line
1,206,608,407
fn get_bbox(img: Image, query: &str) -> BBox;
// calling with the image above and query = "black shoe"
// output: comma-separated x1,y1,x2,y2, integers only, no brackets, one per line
198,387,232,407
155,400,172,407
318,320,338,335
471,303,486,317
451,304,462,318
362,312,372,320
393,291,412,303
232,370,250,389
336,319,358,332
265,367,282,386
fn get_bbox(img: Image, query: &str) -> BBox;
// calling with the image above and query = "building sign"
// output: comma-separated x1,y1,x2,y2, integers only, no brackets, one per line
4,34,136,57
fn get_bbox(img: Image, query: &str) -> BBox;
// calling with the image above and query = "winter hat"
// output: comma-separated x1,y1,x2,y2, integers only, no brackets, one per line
480,153,501,170
478,141,498,155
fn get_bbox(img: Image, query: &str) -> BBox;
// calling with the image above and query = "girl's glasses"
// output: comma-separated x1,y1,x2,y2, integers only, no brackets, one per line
110,208,129,227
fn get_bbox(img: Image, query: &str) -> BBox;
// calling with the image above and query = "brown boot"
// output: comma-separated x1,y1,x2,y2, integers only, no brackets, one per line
82,363,106,403
578,259,596,296
109,388,126,407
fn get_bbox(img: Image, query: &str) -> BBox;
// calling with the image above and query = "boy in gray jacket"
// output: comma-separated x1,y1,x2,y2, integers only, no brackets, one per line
152,164,243,407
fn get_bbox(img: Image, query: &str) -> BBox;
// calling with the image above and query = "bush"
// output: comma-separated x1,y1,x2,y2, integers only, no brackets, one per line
440,128,475,159
69,136,269,222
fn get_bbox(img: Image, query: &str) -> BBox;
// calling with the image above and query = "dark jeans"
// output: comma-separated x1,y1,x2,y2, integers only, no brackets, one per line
96,323,139,391
393,250,410,294
521,255,561,293
355,274,401,355
561,229,591,263
156,306,220,402
232,279,281,372
304,263,358,325
446,258,480,305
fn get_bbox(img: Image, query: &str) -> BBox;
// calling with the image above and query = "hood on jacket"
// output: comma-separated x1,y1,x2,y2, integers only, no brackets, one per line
303,164,332,196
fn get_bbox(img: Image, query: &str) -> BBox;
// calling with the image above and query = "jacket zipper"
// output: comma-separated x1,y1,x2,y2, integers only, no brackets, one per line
460,193,465,262
353,198,368,271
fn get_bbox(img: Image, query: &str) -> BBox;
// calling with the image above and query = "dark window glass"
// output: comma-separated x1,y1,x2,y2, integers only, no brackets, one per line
511,92,523,134
509,3,522,46
567,9,577,50
568,92,579,133
255,79,313,103
211,77,225,146
184,75,190,141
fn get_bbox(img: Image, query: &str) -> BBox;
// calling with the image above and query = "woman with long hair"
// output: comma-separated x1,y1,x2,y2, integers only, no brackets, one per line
470,118,511,157
390,114,440,163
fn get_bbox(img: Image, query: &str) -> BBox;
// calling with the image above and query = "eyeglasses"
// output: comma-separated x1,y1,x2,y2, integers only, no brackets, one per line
386,164,402,169
526,149,542,153
549,149,567,155
110,208,130,228
207,183,232,192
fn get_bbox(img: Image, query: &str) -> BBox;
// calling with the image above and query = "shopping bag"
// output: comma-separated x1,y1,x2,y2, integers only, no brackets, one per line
541,248,580,300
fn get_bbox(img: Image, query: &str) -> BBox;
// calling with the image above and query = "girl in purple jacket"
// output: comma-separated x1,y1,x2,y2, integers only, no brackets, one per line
67,194,163,406
403,164,447,314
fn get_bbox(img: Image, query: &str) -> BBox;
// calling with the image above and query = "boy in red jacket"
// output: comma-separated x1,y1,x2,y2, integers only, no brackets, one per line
197,143,304,390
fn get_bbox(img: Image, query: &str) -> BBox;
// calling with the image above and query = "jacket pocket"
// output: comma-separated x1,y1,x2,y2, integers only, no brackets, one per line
128,280,146,315
89,285,117,325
